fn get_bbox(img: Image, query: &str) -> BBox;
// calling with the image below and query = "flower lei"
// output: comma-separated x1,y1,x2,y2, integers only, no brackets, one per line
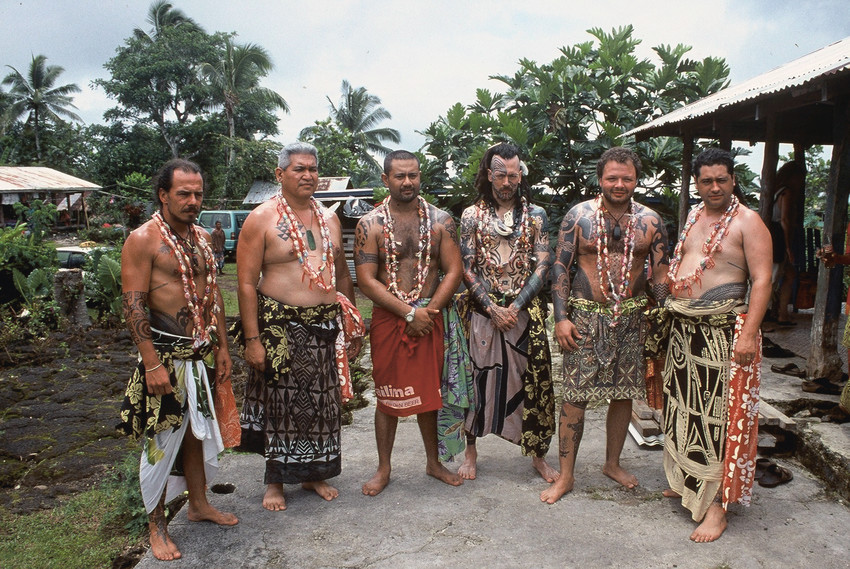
668,195,740,294
276,193,336,292
595,194,636,327
151,210,219,348
381,196,431,303
474,198,533,296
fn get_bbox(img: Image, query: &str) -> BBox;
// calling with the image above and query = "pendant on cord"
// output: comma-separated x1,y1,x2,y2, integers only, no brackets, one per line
305,230,317,251
612,224,621,241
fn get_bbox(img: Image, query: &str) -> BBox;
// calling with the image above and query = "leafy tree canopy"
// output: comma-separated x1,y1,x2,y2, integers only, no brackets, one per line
420,25,737,225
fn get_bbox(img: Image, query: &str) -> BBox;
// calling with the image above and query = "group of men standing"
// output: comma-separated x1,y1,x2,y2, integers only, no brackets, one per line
119,141,770,561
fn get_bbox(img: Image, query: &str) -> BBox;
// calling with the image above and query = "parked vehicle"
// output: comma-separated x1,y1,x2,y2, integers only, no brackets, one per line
196,210,251,255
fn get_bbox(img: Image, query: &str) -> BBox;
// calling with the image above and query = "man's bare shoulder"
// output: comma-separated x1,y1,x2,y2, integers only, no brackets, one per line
429,203,454,225
124,219,161,251
461,203,479,217
735,204,769,235
358,206,384,227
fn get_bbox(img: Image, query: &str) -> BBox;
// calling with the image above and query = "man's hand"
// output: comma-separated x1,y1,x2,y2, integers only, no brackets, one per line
489,305,518,332
215,347,233,385
145,364,173,396
554,319,583,352
733,332,758,367
347,336,363,360
405,307,440,337
244,339,266,372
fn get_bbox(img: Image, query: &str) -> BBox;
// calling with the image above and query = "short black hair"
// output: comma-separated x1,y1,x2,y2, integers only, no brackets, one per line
153,158,203,208
383,150,419,175
596,147,642,180
692,148,735,179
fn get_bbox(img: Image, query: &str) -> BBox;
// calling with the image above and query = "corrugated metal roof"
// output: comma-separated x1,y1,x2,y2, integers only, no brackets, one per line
0,167,101,192
626,35,850,137
242,177,356,205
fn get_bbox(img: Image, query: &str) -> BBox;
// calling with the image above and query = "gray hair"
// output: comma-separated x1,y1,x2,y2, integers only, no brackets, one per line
278,142,319,170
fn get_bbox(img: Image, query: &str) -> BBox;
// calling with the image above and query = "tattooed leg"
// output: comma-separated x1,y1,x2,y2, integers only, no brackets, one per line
540,401,586,504
148,491,181,561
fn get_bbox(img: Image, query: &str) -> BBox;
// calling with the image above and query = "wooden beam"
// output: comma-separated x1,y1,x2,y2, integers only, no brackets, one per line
808,96,850,379
759,115,780,225
679,135,694,230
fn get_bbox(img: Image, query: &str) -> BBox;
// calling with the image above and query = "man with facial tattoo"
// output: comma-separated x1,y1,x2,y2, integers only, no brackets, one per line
456,142,558,484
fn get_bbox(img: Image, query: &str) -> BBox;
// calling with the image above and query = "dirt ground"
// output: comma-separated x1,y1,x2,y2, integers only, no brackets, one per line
0,322,253,515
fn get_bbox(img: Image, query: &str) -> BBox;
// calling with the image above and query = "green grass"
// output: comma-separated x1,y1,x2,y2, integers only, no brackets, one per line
218,261,239,317
0,485,134,569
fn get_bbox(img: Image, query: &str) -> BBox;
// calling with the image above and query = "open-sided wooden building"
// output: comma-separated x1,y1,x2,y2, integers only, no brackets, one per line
626,36,850,379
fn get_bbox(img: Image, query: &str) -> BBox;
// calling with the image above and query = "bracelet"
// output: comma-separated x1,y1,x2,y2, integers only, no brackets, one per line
245,335,260,342
145,362,163,373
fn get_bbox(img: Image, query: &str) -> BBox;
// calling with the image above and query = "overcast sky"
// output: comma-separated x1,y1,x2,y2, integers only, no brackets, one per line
1,0,849,156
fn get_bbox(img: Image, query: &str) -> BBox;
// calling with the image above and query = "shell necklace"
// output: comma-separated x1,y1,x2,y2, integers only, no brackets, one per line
381,196,431,303
668,195,739,294
151,210,219,347
276,193,336,292
595,194,636,327
474,197,533,295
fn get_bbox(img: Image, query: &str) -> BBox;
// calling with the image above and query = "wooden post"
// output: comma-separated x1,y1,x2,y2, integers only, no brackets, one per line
679,135,694,231
807,96,850,379
759,114,779,226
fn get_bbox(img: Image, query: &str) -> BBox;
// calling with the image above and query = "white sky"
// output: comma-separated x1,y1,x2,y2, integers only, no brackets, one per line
1,0,849,162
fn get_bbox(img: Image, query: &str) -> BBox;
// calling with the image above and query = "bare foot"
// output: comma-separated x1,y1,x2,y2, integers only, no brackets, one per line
302,480,339,501
532,456,560,483
602,464,638,489
690,504,728,543
540,475,574,504
362,469,391,496
426,462,463,486
457,446,477,480
187,502,239,525
148,520,181,561
662,488,681,498
262,483,287,511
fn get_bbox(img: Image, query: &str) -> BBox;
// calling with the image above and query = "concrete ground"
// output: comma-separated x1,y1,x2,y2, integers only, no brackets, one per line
135,310,850,569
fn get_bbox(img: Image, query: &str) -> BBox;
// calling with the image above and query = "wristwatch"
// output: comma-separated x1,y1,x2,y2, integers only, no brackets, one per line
404,307,416,323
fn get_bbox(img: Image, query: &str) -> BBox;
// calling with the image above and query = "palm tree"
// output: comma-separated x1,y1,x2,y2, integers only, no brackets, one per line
317,80,400,172
200,38,289,167
133,0,203,43
2,54,81,161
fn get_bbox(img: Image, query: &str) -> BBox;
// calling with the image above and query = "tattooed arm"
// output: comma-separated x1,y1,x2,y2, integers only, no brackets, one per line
459,206,496,311
511,205,550,312
121,227,172,395
647,210,671,305
427,209,464,313
354,212,421,320
552,204,584,351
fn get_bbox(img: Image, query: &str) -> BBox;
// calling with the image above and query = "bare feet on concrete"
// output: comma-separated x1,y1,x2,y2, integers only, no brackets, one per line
532,456,560,483
362,469,391,496
426,462,463,487
187,503,239,525
539,475,574,504
302,480,339,501
457,445,477,480
262,483,286,511
662,488,681,498
602,463,638,489
690,504,728,543
148,519,181,561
